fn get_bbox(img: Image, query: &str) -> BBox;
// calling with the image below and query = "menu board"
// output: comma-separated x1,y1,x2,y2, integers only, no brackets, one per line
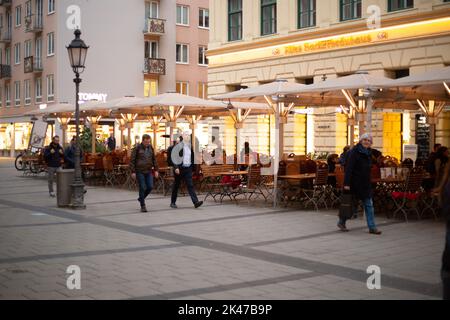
29,120,48,149
415,115,430,160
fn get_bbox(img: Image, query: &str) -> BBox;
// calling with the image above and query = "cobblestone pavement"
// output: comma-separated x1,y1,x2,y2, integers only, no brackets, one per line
0,158,444,300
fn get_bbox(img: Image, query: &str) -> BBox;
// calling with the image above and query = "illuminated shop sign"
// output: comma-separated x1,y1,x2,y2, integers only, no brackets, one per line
209,17,450,66
78,93,108,103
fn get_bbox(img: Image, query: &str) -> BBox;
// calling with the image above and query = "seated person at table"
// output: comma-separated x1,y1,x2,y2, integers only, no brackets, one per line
327,153,339,187
239,142,257,171
339,146,350,167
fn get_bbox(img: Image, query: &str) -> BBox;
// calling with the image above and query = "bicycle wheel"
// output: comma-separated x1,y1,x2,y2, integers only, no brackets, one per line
15,154,25,171
29,161,40,174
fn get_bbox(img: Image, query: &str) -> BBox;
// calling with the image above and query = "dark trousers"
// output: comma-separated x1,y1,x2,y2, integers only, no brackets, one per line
443,220,450,300
136,172,153,207
171,166,199,205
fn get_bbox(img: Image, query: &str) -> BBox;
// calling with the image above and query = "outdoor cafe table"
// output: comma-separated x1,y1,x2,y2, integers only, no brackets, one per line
80,162,95,180
216,171,249,202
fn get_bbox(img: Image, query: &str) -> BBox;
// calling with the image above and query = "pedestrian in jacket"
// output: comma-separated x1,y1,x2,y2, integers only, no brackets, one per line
130,134,159,212
438,162,450,299
64,137,82,169
169,134,203,209
434,146,449,187
43,136,64,197
338,133,382,234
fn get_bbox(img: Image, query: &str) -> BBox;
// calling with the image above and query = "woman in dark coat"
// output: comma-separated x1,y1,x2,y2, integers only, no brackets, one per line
438,162,450,299
338,133,381,234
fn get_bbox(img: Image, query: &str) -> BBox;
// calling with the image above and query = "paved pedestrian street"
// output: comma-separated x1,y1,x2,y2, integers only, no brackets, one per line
0,158,444,300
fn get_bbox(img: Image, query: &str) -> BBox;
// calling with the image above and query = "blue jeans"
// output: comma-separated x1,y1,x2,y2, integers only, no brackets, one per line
339,198,377,230
136,172,153,207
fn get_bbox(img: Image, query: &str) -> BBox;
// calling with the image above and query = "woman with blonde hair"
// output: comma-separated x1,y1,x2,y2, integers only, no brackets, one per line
437,162,450,299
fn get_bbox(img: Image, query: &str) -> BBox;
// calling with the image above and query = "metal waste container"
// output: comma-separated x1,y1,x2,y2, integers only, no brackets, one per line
57,169,74,207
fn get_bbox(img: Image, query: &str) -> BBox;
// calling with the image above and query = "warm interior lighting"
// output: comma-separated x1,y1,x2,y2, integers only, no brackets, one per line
444,82,450,95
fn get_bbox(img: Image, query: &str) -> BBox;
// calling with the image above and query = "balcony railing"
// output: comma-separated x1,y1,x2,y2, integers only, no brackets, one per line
144,58,166,75
24,56,43,73
144,18,165,35
0,64,11,79
25,14,43,33
0,28,12,43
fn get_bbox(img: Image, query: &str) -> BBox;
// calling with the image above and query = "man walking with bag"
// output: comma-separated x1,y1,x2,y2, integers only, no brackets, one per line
169,134,203,209
337,133,381,235
130,134,159,212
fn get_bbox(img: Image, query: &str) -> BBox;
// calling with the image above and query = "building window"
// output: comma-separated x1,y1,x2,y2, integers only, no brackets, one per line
145,41,158,58
340,0,361,21
25,1,32,17
176,44,189,64
47,75,54,102
5,47,10,65
228,0,242,41
15,6,21,27
261,0,277,36
388,0,413,12
48,0,55,14
47,32,55,56
24,40,32,58
145,1,159,19
198,46,208,66
176,82,189,95
14,43,20,65
35,37,42,68
35,77,42,103
14,81,20,106
24,80,31,105
199,8,209,28
5,83,10,107
144,79,158,97
176,5,189,25
298,0,316,29
198,83,207,99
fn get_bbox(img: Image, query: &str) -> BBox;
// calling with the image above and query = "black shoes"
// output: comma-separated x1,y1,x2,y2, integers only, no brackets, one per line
369,229,382,235
170,203,178,209
194,201,203,209
337,223,349,232
140,206,148,213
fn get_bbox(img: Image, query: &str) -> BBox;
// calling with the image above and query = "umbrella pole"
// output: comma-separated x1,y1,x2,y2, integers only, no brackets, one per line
91,124,97,154
429,123,436,153
273,111,281,208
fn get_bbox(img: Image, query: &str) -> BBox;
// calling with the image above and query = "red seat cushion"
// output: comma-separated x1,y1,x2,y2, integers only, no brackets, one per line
391,192,422,200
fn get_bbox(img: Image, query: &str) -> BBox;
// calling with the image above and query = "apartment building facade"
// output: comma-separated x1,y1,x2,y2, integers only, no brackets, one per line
0,0,210,156
208,0,450,159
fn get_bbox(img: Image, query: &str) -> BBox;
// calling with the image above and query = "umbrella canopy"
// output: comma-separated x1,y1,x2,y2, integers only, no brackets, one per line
80,96,145,112
212,79,306,102
23,103,76,116
111,92,268,117
392,66,450,87
291,72,396,94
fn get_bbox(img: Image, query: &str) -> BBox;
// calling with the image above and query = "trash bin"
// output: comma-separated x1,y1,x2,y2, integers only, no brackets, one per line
57,169,74,207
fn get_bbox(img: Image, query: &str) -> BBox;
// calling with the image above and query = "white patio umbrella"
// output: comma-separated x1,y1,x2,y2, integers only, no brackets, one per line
393,67,450,151
213,80,308,207
288,72,398,136
23,103,77,146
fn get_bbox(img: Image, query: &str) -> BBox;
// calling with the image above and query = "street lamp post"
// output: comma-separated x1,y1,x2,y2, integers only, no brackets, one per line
67,29,89,210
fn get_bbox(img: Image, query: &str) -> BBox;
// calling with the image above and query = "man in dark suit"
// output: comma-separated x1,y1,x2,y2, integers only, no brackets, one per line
169,134,203,209
106,133,116,151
